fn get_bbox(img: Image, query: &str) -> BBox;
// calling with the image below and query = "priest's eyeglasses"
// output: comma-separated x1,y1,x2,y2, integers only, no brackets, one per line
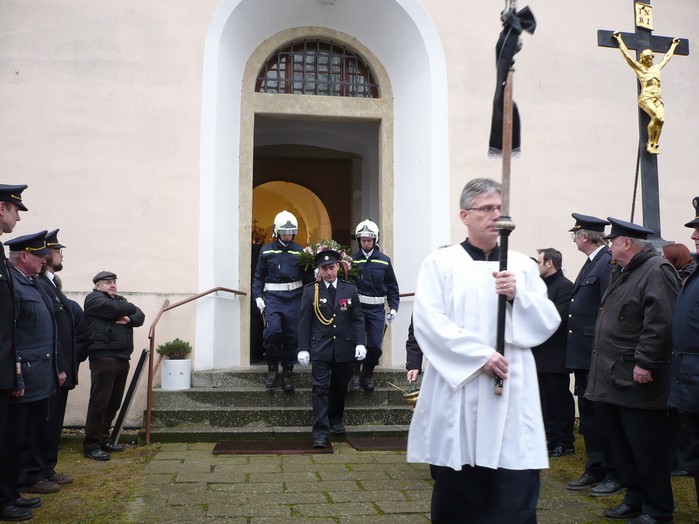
467,205,502,214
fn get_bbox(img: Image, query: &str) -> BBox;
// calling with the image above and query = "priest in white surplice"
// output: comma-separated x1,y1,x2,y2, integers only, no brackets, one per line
407,178,561,524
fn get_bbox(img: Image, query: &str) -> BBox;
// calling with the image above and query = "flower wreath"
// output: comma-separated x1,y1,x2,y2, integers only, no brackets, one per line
300,240,359,282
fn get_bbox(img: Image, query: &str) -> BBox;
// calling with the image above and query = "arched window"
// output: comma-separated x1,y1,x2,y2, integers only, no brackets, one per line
256,40,379,98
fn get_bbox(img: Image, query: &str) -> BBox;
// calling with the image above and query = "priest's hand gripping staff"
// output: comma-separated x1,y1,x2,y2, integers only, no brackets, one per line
489,0,535,395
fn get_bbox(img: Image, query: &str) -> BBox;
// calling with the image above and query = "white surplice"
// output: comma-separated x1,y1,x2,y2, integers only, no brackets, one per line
406,244,560,471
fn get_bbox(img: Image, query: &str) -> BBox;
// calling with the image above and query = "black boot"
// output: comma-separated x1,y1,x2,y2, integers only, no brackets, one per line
282,367,294,393
265,361,279,389
349,363,361,392
360,364,375,392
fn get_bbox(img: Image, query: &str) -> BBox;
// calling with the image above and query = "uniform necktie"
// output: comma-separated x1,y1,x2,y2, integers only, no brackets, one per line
328,284,336,306
53,273,63,290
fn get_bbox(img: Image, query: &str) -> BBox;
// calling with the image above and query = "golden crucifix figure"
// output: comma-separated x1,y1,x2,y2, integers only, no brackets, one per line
613,31,680,154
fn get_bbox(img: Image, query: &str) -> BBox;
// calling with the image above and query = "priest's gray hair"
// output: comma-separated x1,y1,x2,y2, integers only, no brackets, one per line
459,178,502,211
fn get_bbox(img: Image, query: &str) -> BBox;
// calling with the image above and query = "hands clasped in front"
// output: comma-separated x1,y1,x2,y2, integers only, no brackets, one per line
297,351,310,367
493,270,516,300
355,345,367,361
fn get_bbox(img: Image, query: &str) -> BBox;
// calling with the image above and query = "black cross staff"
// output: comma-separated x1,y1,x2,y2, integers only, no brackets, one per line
598,0,689,239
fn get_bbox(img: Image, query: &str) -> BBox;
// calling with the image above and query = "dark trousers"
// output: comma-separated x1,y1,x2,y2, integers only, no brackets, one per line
537,372,575,449
573,369,616,479
360,305,385,367
601,403,674,519
83,358,129,452
14,397,50,487
44,388,69,478
263,294,300,367
311,360,353,440
431,464,540,524
0,390,23,505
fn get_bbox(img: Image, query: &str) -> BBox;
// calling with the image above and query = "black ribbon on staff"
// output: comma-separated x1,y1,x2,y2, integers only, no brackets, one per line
488,5,536,156
490,2,535,395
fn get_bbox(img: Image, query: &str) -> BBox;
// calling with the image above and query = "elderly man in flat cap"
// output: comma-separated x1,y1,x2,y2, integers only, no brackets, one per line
82,271,144,461
297,249,365,449
586,218,680,524
668,197,699,512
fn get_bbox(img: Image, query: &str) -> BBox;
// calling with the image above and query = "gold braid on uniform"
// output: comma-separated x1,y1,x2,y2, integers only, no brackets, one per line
313,283,335,326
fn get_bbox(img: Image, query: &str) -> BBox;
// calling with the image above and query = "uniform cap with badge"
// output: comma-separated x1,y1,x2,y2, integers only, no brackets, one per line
45,229,66,250
569,213,610,233
0,184,29,211
5,230,51,255
314,249,341,267
603,217,655,240
684,196,699,228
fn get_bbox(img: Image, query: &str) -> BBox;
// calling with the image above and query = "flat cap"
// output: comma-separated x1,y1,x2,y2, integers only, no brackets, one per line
684,196,699,228
93,271,117,284
0,184,28,211
569,213,609,233
604,217,654,240
5,230,50,255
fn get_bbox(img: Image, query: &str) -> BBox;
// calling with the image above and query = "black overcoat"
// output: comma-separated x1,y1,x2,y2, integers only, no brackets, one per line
532,270,574,373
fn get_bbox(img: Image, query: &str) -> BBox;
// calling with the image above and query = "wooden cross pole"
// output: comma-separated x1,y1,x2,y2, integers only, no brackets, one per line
598,1,689,239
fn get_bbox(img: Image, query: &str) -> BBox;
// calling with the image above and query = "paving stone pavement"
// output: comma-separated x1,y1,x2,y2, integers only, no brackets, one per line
126,442,617,523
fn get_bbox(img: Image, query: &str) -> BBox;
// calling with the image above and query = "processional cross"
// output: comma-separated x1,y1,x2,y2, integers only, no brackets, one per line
598,1,689,239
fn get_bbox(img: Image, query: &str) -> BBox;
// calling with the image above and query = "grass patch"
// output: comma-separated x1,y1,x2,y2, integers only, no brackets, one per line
28,432,158,524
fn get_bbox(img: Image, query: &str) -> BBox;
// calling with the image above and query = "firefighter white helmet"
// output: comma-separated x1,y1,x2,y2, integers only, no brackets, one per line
355,219,379,245
273,211,298,237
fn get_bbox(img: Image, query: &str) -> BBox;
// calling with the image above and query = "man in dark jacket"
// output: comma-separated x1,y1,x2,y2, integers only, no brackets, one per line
565,213,621,495
82,271,145,461
7,232,60,499
297,250,365,449
35,229,87,487
0,185,38,521
533,248,575,458
668,196,699,510
587,218,680,524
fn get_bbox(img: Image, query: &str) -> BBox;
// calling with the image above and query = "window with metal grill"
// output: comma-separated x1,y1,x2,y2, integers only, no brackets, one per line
256,40,379,98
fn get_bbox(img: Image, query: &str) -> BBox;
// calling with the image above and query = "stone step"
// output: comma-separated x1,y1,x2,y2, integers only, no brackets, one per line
191,367,413,389
144,424,410,444
149,405,413,428
151,387,410,408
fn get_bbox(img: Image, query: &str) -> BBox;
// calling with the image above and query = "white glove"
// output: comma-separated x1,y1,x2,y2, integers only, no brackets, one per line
256,297,265,312
298,351,310,367
355,345,367,361
386,309,397,324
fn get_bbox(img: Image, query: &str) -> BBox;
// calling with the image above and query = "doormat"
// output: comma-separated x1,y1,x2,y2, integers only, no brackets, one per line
346,437,407,451
212,439,333,455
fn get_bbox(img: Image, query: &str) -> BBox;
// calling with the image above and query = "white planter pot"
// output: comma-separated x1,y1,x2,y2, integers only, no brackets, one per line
161,359,191,390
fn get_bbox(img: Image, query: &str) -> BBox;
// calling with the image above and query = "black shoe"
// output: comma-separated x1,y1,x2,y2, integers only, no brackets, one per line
548,444,574,458
312,438,327,449
567,471,603,491
603,503,641,519
13,497,41,509
265,365,279,389
330,421,346,435
101,442,125,452
360,375,374,391
627,514,674,524
349,372,360,392
281,369,294,393
590,479,625,497
84,449,110,461
0,506,32,521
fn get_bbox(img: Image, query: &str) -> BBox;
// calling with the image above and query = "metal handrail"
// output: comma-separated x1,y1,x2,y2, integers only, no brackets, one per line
144,286,246,444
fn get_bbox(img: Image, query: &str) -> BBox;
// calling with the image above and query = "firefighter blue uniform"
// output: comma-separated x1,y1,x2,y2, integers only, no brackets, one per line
252,237,308,390
352,246,399,390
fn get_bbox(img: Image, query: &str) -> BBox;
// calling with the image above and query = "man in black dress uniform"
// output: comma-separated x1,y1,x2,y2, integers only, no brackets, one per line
297,250,365,449
0,185,38,521
565,213,623,496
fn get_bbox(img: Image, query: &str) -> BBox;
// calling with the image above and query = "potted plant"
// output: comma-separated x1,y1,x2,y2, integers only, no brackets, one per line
157,338,193,390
